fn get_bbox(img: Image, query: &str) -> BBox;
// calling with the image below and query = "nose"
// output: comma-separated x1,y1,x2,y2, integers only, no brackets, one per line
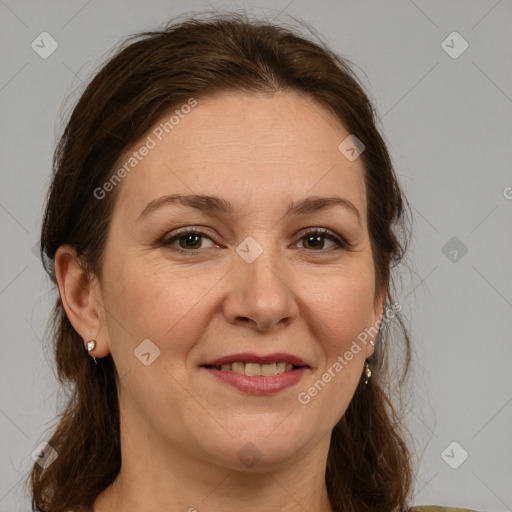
222,244,299,332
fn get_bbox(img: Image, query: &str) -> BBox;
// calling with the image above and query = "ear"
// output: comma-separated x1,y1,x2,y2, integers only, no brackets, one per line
365,278,388,359
54,244,109,359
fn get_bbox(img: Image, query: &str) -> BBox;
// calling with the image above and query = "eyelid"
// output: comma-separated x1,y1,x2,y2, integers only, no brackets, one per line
158,225,350,253
158,226,220,250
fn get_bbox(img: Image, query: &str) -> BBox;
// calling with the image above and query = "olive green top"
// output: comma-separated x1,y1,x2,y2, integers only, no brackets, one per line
411,507,482,512
70,505,482,511
69,505,482,511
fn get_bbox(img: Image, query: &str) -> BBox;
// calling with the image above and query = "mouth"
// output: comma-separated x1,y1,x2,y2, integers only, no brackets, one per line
202,361,304,376
200,352,310,376
199,353,310,394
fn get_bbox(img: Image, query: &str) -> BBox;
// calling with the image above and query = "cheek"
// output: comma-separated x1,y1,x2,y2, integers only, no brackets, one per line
294,271,374,425
302,265,376,352
102,257,225,358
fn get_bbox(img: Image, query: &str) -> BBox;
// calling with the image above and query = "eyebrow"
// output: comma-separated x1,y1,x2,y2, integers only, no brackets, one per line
137,193,362,226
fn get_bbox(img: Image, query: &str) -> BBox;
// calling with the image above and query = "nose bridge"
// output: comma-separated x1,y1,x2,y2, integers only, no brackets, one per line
226,233,298,330
236,235,290,293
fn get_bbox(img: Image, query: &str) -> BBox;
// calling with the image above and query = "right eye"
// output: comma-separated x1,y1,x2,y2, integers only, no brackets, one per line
159,228,219,254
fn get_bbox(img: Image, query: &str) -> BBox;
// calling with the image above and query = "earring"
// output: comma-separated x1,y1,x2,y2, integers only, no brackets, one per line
363,360,372,384
87,340,97,365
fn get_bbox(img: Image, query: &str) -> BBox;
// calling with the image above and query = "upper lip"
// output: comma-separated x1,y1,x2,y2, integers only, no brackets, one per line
201,352,309,367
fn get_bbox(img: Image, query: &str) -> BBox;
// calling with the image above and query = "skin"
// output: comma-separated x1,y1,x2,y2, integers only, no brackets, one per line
55,90,385,512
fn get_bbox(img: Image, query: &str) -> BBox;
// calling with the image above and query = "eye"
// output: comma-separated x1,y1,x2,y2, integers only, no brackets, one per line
159,229,216,253
158,227,348,254
294,228,348,251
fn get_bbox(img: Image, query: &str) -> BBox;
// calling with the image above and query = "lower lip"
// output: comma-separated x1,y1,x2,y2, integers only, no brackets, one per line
201,366,309,395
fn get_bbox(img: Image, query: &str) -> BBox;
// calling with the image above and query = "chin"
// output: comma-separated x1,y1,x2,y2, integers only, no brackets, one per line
205,422,314,472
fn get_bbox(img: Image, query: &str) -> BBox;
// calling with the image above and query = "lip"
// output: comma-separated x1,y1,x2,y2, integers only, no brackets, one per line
201,352,309,367
201,366,309,395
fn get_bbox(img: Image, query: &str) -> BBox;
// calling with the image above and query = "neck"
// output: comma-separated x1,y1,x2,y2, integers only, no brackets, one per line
93,430,334,512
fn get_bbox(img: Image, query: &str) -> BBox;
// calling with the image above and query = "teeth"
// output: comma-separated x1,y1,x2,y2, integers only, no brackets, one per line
245,363,261,376
261,362,277,376
231,362,245,374
214,361,298,376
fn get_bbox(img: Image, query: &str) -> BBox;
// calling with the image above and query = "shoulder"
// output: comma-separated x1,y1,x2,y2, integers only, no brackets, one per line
410,507,484,512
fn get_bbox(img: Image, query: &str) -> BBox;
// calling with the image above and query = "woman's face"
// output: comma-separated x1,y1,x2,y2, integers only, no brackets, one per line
91,90,384,471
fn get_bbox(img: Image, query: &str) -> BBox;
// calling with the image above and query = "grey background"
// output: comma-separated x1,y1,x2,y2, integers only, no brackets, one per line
1,0,511,510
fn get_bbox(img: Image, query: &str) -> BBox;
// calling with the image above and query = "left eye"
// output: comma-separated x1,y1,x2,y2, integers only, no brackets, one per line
160,228,347,253
298,230,346,251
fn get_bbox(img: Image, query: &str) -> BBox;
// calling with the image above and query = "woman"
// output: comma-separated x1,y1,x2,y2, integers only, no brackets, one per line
29,12,480,512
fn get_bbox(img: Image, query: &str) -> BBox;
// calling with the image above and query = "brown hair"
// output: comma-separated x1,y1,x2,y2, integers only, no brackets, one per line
30,11,414,512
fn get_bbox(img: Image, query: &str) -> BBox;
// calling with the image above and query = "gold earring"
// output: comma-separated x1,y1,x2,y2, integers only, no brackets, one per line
87,340,97,365
363,361,372,384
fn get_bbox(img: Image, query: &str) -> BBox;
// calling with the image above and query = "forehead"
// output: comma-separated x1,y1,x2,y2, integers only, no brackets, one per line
113,90,367,222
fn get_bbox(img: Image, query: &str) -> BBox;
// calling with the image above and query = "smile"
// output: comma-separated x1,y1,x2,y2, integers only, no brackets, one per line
203,361,297,376
200,364,309,395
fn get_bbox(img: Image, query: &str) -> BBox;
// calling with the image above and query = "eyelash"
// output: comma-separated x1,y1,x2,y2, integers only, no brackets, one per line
158,227,349,255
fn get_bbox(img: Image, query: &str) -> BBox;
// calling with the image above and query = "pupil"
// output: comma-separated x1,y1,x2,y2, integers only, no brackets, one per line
180,234,201,249
306,235,323,249
177,234,325,250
